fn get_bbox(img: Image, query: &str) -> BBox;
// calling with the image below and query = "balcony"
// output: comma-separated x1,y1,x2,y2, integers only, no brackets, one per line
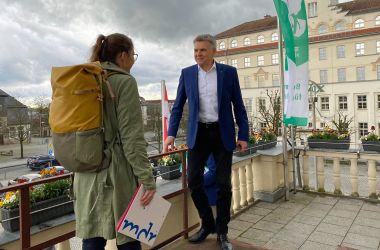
0,143,379,250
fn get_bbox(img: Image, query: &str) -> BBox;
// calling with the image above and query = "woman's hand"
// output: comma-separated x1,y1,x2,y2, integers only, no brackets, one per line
140,189,156,207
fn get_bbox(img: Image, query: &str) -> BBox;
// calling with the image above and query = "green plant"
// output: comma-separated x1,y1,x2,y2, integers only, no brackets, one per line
332,112,353,134
158,154,181,166
361,126,380,141
261,129,277,142
308,127,349,140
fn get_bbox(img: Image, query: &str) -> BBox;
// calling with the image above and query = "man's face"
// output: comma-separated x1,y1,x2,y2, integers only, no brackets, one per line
194,41,216,68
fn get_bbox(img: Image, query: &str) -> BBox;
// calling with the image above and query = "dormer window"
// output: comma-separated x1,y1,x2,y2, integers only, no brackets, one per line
354,19,364,28
257,35,264,44
243,37,251,46
219,42,226,50
231,39,237,48
271,33,278,41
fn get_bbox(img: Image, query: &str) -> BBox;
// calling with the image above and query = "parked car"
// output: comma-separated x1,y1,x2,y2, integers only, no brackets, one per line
8,174,42,186
27,155,60,170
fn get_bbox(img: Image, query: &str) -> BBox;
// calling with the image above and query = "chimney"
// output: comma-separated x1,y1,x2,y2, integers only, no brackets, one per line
264,15,271,19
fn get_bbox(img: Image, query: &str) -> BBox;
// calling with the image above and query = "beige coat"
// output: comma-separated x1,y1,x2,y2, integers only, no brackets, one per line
74,62,156,245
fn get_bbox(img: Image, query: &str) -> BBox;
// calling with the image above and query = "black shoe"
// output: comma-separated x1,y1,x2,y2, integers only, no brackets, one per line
188,227,215,243
217,234,233,250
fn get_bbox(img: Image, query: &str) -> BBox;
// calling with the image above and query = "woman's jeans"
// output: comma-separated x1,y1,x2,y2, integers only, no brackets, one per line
82,237,141,250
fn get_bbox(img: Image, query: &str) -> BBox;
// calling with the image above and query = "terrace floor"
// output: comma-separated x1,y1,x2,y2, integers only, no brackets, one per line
165,192,380,250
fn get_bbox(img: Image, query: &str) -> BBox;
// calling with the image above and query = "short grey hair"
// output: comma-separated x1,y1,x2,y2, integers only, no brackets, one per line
193,34,216,49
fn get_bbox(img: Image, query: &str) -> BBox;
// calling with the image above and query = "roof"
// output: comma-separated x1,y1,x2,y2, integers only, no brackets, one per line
335,0,380,15
215,16,277,39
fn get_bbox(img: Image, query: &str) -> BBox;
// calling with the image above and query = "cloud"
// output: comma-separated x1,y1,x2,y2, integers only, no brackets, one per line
0,0,276,103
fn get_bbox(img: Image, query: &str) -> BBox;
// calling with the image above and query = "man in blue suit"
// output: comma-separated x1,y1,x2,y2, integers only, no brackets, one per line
164,34,248,250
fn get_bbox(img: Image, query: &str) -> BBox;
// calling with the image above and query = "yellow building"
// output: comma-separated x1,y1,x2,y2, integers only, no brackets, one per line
214,0,380,144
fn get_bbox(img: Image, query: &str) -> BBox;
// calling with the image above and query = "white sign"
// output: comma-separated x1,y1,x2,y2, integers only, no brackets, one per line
47,143,54,156
116,184,171,246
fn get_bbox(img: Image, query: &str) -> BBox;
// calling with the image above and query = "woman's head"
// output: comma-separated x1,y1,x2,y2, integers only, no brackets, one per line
90,33,136,71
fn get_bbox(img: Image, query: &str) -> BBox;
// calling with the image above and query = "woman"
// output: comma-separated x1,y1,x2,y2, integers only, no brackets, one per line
74,33,156,250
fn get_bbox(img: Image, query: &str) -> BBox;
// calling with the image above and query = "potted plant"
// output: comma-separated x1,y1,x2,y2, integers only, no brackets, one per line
157,154,182,180
234,134,257,157
361,126,380,152
0,167,73,232
307,127,350,150
255,129,277,150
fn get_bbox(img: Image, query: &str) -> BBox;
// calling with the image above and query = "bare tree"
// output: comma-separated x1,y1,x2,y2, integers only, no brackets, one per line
9,107,30,158
256,89,282,136
32,96,50,137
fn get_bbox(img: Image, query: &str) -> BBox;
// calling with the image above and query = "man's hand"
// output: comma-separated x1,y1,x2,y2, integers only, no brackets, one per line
236,140,248,152
140,189,156,206
163,136,175,153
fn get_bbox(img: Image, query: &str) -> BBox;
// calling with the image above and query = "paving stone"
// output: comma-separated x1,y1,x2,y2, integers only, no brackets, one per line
308,231,344,246
362,202,380,213
235,213,263,224
228,228,244,239
358,210,380,220
306,202,333,211
273,229,309,245
229,220,253,231
315,222,349,236
349,224,380,239
262,212,293,225
300,240,337,250
288,192,316,205
292,214,323,226
353,216,380,229
334,203,362,212
246,207,272,216
271,207,300,217
340,243,377,250
236,236,267,247
264,238,300,250
252,220,283,233
240,228,274,242
284,221,316,235
278,202,306,211
322,215,354,227
328,208,359,218
312,196,339,206
300,207,329,218
337,199,364,207
255,202,280,210
343,233,380,249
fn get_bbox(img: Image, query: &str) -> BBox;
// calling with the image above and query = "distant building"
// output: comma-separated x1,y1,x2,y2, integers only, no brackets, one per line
0,89,30,144
214,0,380,143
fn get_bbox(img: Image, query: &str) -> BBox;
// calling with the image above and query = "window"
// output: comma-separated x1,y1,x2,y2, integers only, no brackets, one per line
231,59,237,68
359,122,368,137
257,55,264,66
318,24,328,34
243,98,253,113
308,2,317,17
335,21,346,31
338,96,348,110
357,95,367,109
219,60,225,64
272,54,279,64
271,33,278,41
377,41,380,53
355,43,365,56
308,122,313,128
354,19,364,28
320,70,328,83
320,122,325,128
319,47,327,60
219,42,226,50
378,65,380,80
272,74,279,86
243,76,250,88
376,16,380,25
231,39,237,48
257,35,264,44
337,68,346,82
257,75,265,87
244,57,251,67
260,123,267,129
336,45,345,58
377,95,380,109
320,97,329,110
309,99,312,111
356,66,365,81
244,37,251,46
258,98,266,110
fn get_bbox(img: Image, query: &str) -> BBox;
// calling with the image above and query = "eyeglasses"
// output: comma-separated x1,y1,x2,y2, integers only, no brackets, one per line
133,53,138,61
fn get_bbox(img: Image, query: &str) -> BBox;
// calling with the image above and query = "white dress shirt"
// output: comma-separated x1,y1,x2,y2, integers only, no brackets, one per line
198,62,218,123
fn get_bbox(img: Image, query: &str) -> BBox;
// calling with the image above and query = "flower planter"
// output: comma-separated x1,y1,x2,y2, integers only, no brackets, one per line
256,140,277,150
308,139,350,150
362,140,380,152
233,143,259,157
1,195,73,232
159,163,181,180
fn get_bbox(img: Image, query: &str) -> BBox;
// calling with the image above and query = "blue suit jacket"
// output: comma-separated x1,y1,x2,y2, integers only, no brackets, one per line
168,63,249,151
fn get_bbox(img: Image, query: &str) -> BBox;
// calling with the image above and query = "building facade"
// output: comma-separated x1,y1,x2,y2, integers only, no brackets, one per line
214,0,380,144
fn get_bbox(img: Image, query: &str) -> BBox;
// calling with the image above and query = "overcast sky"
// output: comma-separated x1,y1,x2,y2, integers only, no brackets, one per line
0,0,349,106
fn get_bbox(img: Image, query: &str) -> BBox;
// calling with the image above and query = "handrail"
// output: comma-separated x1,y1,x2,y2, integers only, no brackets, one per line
0,149,191,250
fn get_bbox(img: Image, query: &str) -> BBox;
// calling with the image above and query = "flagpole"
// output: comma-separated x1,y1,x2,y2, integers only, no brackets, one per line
161,80,165,152
278,17,289,201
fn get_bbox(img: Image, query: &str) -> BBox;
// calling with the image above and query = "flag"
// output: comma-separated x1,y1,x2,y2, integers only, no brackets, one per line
161,80,170,147
273,0,309,126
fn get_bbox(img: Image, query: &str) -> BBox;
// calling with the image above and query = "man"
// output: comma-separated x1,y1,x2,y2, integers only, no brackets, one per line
164,34,248,250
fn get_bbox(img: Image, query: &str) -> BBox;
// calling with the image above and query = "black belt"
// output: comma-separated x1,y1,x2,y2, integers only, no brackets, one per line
199,122,219,129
